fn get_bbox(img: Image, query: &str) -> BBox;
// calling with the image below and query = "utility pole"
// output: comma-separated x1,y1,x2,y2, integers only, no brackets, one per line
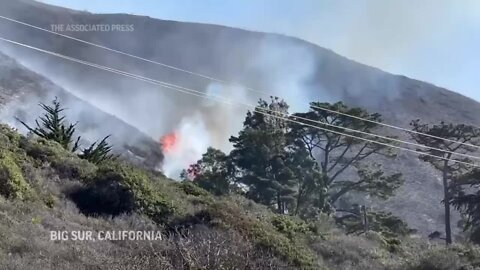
361,205,369,233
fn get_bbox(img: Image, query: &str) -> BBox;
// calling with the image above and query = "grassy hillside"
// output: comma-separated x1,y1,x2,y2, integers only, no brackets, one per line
0,123,480,269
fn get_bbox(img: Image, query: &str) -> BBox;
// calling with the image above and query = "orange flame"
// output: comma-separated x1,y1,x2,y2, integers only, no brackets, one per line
161,132,179,153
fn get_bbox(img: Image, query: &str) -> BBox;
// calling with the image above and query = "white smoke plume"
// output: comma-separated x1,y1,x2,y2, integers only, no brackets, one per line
0,32,319,179
161,113,211,178
159,38,320,178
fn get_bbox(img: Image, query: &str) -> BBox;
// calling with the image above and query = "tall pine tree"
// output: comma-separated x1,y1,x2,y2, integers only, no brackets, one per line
410,120,480,244
290,102,403,207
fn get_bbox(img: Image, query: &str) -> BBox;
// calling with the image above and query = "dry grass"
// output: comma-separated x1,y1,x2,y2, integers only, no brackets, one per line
0,195,287,269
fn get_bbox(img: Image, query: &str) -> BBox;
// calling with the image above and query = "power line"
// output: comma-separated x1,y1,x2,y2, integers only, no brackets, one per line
2,15,478,150
308,104,480,150
0,36,479,168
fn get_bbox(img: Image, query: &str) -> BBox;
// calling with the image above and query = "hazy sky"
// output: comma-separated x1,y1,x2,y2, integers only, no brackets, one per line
40,0,480,101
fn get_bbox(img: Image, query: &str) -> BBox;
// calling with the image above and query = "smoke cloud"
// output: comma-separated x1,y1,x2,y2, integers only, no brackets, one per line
160,38,318,178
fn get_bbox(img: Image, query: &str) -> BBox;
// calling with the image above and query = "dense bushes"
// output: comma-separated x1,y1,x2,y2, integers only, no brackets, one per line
0,126,175,224
397,245,480,270
69,174,136,216
0,151,31,200
271,215,314,238
171,199,319,268
0,125,31,200
178,180,211,197
71,161,175,222
21,138,97,179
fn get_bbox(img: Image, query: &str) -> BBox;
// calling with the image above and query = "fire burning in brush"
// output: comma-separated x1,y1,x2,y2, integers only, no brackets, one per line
159,115,212,179
161,132,179,153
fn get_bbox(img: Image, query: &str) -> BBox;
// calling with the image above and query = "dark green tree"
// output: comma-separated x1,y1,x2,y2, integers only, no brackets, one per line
17,98,80,152
410,120,480,244
18,98,116,165
290,102,403,207
229,97,298,214
181,147,235,196
451,169,480,244
288,139,331,218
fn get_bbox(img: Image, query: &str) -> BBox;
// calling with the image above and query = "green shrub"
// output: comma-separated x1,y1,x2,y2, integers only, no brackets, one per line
388,244,480,270
0,125,29,164
178,181,211,197
70,174,136,216
452,244,480,267
183,200,318,268
0,151,31,200
271,215,312,239
311,233,390,270
403,248,463,270
364,231,402,253
21,138,97,179
252,222,317,268
73,161,175,223
43,194,56,209
0,125,22,147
